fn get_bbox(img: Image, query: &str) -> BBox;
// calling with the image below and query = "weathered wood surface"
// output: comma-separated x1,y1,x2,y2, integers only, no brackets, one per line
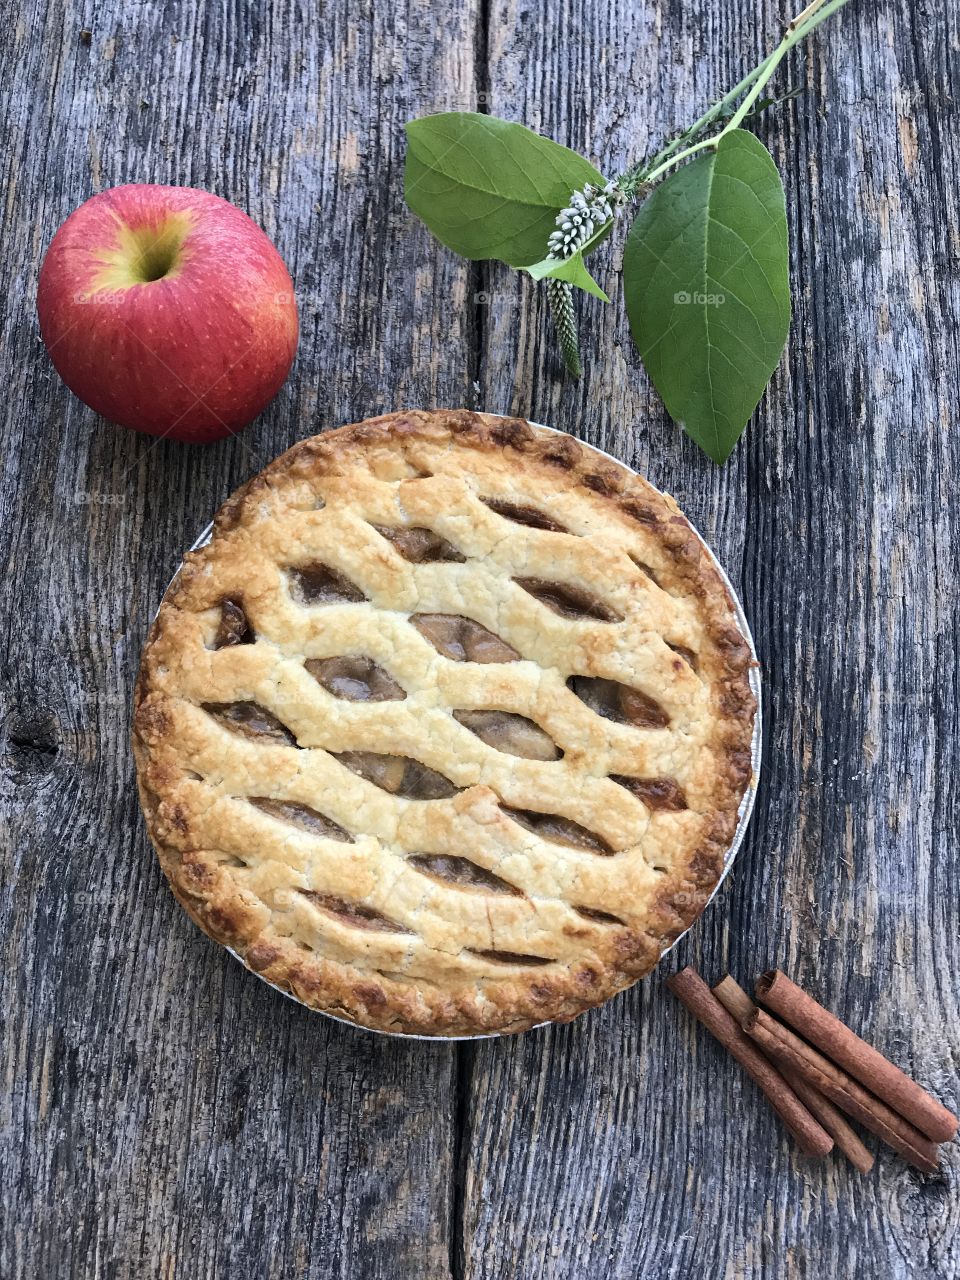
1,1,958,1278
0,3,477,1278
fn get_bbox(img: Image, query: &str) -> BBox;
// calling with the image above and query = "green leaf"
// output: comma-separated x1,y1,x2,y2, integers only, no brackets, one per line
404,113,604,268
526,252,610,302
623,129,790,463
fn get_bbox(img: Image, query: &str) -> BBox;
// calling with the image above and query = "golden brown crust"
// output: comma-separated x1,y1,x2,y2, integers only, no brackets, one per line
133,410,756,1035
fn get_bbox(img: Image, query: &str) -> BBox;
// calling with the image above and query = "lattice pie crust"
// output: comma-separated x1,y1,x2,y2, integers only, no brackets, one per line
133,411,756,1035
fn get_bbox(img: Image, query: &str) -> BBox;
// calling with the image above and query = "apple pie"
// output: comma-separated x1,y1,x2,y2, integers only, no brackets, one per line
133,410,756,1035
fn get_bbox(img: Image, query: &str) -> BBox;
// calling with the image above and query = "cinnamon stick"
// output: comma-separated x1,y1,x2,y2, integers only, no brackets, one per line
712,976,875,1173
745,1008,940,1173
666,967,833,1158
756,970,957,1144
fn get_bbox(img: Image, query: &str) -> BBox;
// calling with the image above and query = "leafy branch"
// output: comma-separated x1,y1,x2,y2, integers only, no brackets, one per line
403,0,852,462
626,0,848,190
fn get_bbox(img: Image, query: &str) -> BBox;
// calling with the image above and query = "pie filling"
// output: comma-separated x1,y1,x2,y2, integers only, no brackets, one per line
501,806,615,855
249,797,353,841
406,854,523,896
202,701,299,747
514,576,622,623
566,676,670,729
306,655,406,702
372,523,465,563
410,612,520,663
482,497,571,533
453,710,561,761
135,411,755,1035
332,750,459,800
213,598,254,648
300,891,411,933
288,563,366,605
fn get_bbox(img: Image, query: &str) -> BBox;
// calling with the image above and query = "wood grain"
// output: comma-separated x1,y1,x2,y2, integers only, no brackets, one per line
462,0,960,1277
1,0,958,1277
0,3,477,1278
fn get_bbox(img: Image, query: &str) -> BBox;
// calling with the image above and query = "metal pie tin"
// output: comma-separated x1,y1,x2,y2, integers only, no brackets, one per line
154,418,762,1040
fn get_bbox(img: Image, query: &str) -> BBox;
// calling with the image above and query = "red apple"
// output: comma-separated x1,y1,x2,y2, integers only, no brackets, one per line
37,184,299,443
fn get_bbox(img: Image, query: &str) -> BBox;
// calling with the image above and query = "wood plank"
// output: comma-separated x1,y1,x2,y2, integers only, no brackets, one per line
462,1,960,1276
0,3,480,1277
